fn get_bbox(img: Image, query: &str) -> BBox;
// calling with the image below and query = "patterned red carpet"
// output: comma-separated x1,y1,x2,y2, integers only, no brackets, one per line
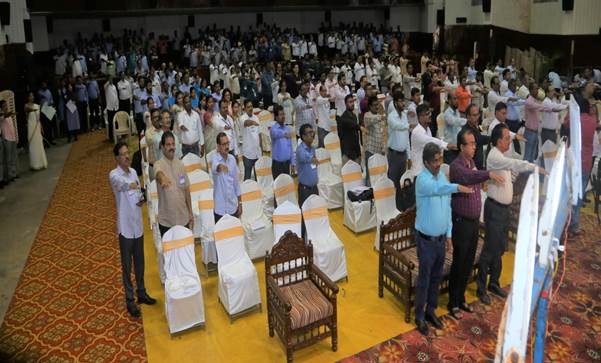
340,213,601,363
0,133,147,362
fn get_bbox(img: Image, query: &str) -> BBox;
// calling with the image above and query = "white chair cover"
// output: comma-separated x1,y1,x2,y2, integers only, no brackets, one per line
315,148,344,209
440,163,450,181
205,150,216,171
329,109,338,133
188,169,218,265
273,173,298,206
373,178,402,250
436,112,445,139
515,126,526,160
214,215,261,317
240,180,275,259
258,110,274,152
162,226,205,334
341,160,377,233
368,153,388,187
148,180,166,283
273,201,302,242
182,152,203,174
302,195,348,282
255,156,275,218
542,140,557,190
324,132,342,177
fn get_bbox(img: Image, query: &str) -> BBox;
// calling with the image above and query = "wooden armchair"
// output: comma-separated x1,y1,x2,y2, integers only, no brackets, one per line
265,231,339,363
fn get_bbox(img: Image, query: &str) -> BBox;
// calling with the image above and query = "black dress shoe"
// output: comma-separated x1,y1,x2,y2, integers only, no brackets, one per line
138,293,157,305
478,292,492,305
459,302,473,313
488,284,508,298
415,319,429,336
449,307,463,320
425,313,444,329
127,302,141,317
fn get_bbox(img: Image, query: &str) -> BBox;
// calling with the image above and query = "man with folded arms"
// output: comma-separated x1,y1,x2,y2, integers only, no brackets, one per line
414,142,472,335
447,128,504,319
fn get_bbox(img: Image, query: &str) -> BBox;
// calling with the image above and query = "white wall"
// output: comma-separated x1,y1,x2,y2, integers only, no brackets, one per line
0,0,29,46
530,0,601,35
445,0,491,26
389,5,422,32
422,0,444,33
491,0,530,33
32,7,430,52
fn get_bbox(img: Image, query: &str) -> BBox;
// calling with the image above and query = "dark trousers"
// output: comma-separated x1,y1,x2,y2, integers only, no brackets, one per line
182,143,200,157
414,232,446,321
449,214,480,308
317,127,328,148
262,93,273,108
364,150,374,186
272,160,290,180
119,99,131,114
429,110,439,139
387,148,407,210
159,223,189,237
89,98,101,128
107,109,117,141
477,198,510,293
506,119,522,154
77,101,88,132
40,112,55,142
134,112,145,136
443,149,458,165
298,183,318,208
243,156,258,180
118,234,146,302
541,128,557,147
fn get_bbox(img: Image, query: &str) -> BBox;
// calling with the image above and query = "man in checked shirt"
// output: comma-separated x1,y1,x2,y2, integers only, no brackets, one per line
447,128,504,319
363,95,387,186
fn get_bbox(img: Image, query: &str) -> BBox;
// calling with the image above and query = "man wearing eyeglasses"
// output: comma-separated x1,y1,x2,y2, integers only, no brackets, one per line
211,132,242,223
461,104,489,170
296,124,319,207
447,128,504,320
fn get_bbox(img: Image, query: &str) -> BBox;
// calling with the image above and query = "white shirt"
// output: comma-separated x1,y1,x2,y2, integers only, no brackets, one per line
488,118,515,157
177,110,204,146
109,167,143,239
541,97,567,130
316,96,331,131
212,112,238,154
486,90,509,122
331,84,350,116
104,82,119,111
407,101,419,126
486,146,536,205
410,123,448,176
117,79,132,100
240,113,262,160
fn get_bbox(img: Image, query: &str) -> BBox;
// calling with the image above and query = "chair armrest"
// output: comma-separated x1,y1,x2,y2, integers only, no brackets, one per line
382,244,415,270
266,275,292,313
309,264,339,299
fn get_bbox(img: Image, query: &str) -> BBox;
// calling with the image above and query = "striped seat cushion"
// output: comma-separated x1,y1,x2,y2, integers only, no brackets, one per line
280,280,333,330
400,238,485,284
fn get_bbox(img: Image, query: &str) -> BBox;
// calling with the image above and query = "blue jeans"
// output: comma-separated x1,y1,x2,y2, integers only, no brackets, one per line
414,232,446,321
570,170,591,232
523,129,538,163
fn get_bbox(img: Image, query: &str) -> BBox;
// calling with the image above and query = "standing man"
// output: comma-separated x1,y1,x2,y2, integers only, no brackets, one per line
211,132,242,222
37,80,56,145
118,72,133,114
105,76,120,141
490,102,526,158
337,95,361,165
240,100,262,180
154,131,194,236
331,73,350,116
177,95,204,157
448,129,504,319
461,104,489,170
0,100,18,186
414,142,471,335
87,73,101,130
477,124,541,305
296,123,319,207
315,85,331,148
133,78,148,135
410,103,455,176
504,79,526,154
74,76,89,133
442,91,467,164
270,105,295,179
109,142,156,318
363,95,387,186
294,82,316,136
387,92,410,210
540,85,567,146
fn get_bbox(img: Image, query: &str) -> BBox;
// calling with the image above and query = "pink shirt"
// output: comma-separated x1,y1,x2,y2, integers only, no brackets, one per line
525,95,555,130
0,116,16,142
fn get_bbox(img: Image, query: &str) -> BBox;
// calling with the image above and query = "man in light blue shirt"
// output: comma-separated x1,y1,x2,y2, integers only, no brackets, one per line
296,124,318,207
211,132,241,222
442,92,467,164
270,105,295,179
414,142,470,335
87,73,101,130
387,92,410,210
503,79,526,153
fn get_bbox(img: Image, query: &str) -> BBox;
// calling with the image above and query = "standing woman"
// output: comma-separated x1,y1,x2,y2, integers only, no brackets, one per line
25,92,48,170
203,96,216,152
277,80,294,127
65,87,81,142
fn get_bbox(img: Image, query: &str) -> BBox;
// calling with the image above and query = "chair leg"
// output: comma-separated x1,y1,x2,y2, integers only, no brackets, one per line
404,291,411,323
286,347,293,363
268,311,274,337
331,322,338,352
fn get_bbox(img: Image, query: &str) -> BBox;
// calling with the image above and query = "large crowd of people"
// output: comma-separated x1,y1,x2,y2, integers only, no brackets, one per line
21,23,601,332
